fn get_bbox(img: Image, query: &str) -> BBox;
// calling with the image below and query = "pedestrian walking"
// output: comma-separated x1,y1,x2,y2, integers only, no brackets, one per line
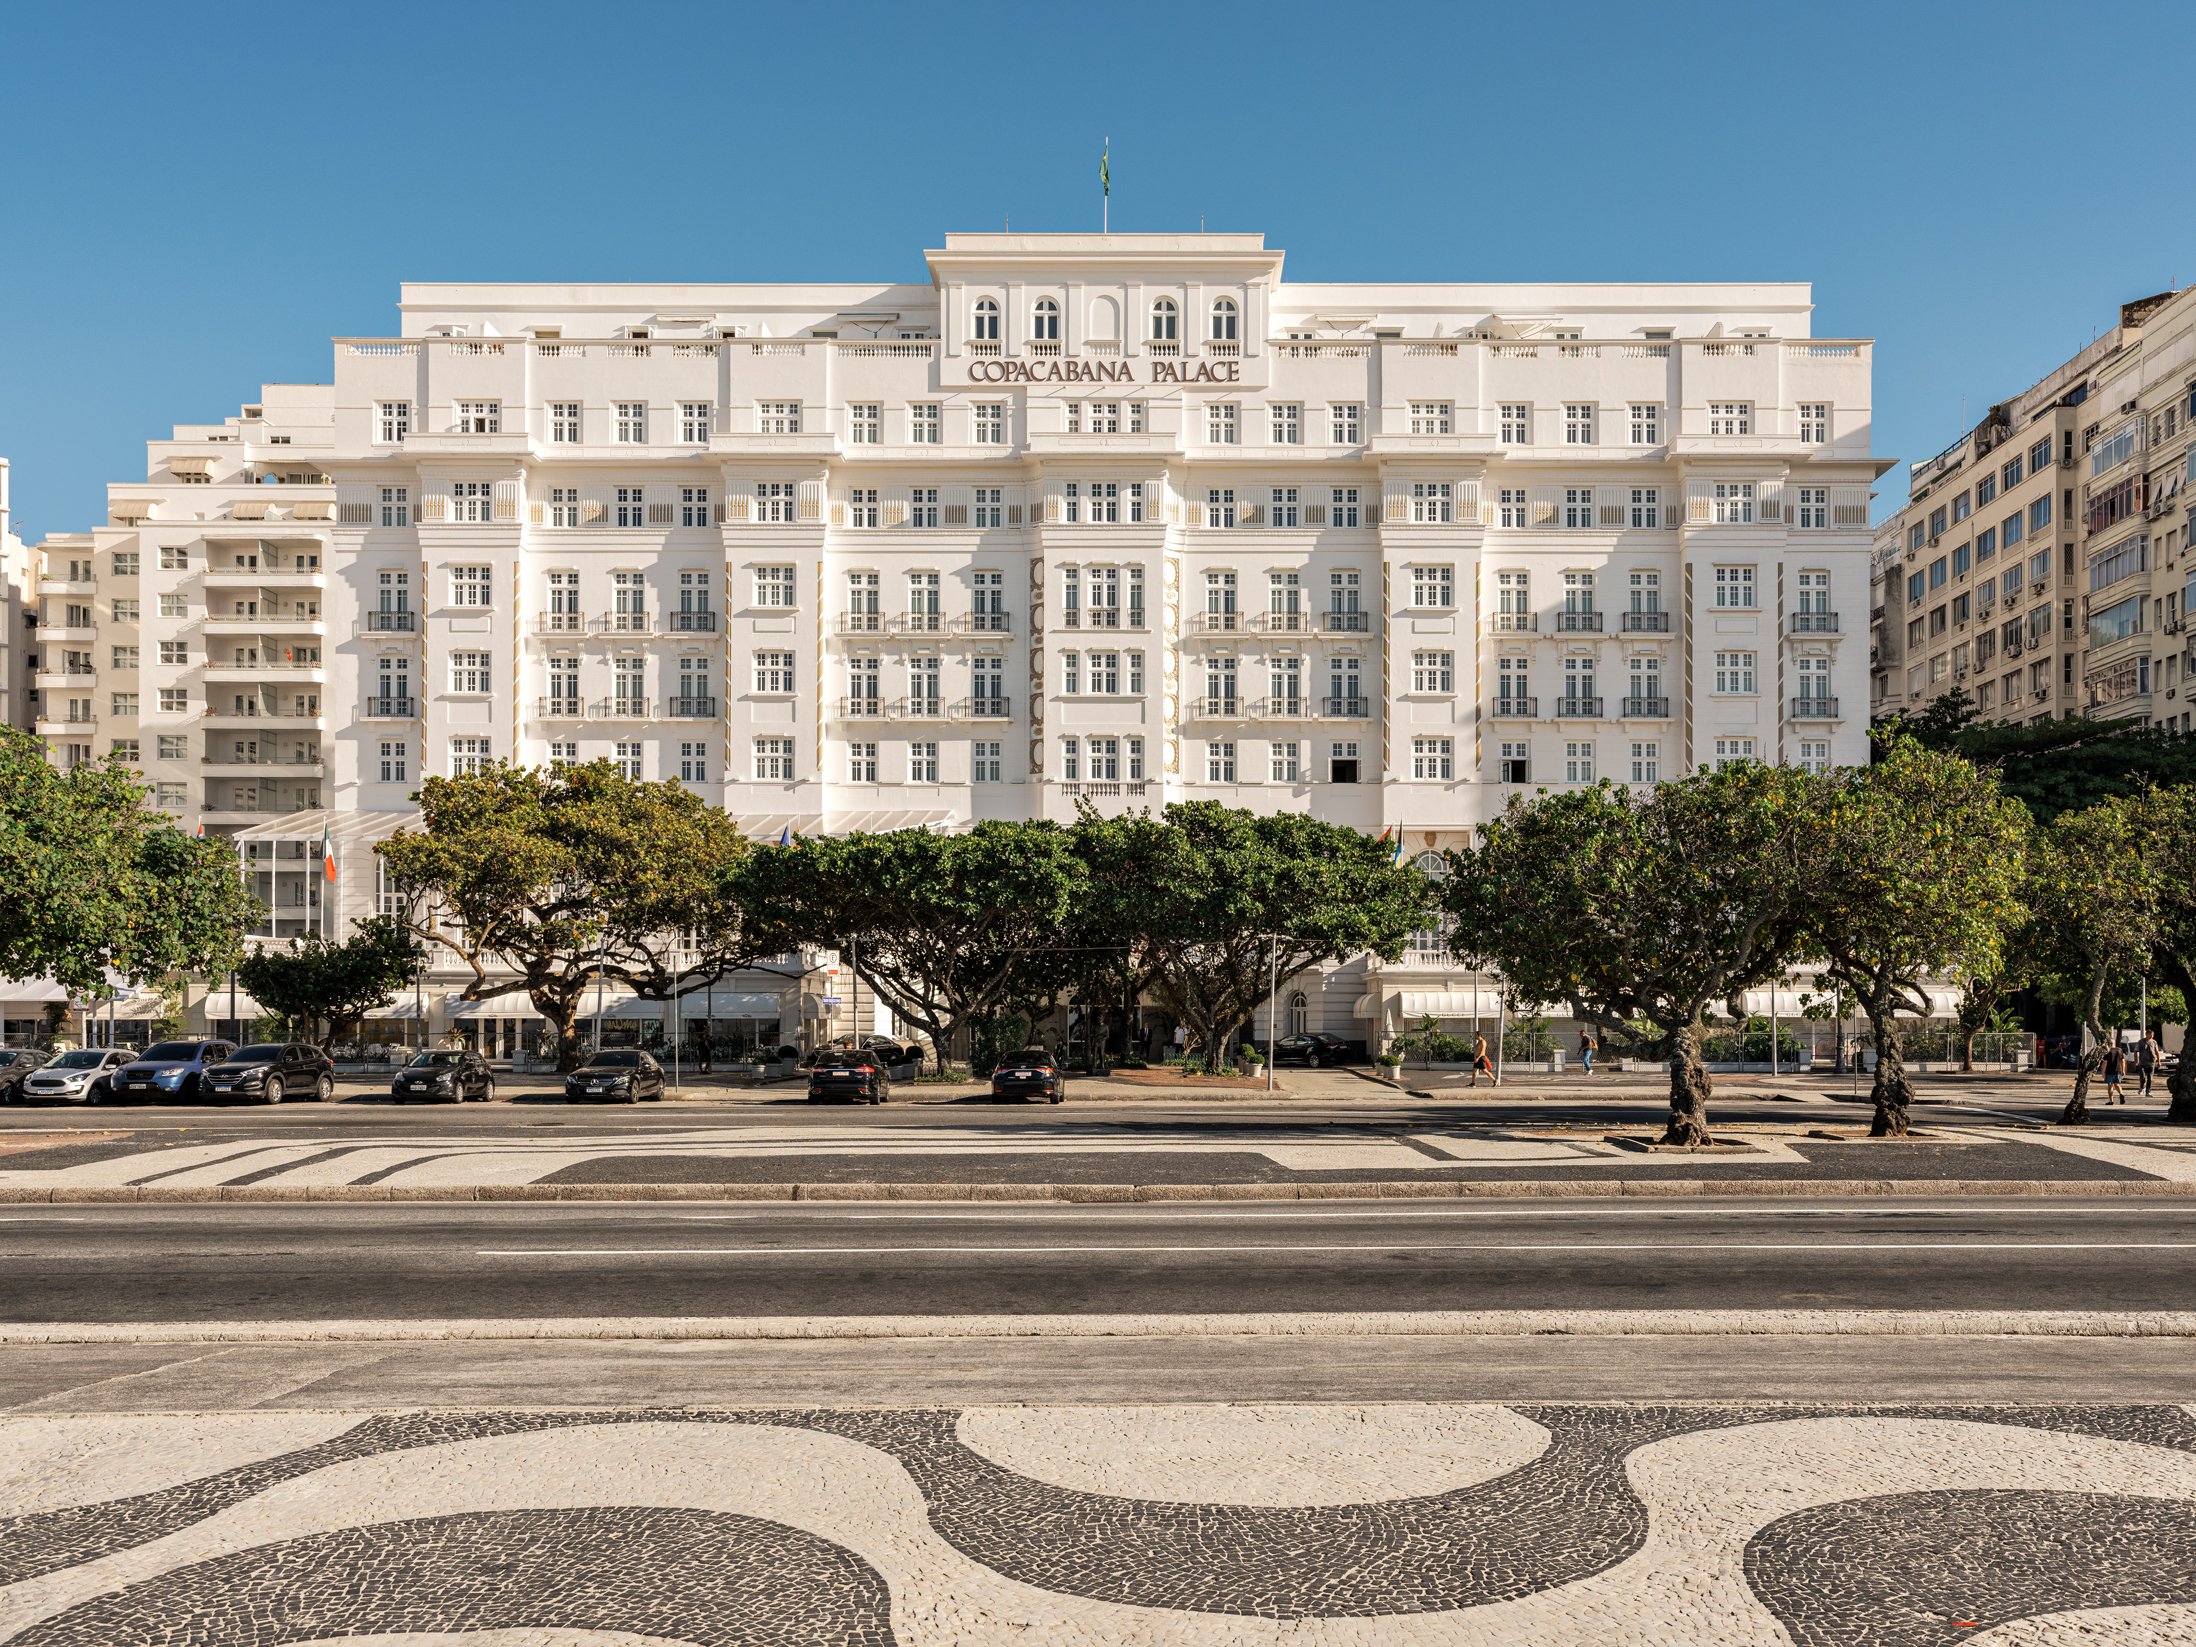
694,1026,713,1075
2102,1039,2127,1105
1469,1030,1498,1087
1579,1029,1597,1076
2137,1032,2159,1097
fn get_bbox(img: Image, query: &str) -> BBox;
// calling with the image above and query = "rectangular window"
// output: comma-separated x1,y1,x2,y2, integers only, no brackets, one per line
848,741,878,784
753,737,795,780
159,545,188,569
1952,491,1972,524
1797,402,1830,443
754,651,796,694
1976,472,1997,506
550,402,581,443
1411,482,1454,524
971,402,1005,444
2004,510,2025,549
909,403,941,444
1409,401,1453,436
909,487,939,529
1629,741,1659,783
614,485,646,528
1412,736,1454,780
157,688,186,713
456,400,499,434
449,737,492,777
847,488,880,528
1330,487,1361,528
1711,737,1756,767
1708,402,1752,436
679,485,711,528
678,401,711,443
1796,486,1829,529
848,403,881,444
1271,403,1302,444
1714,650,1756,694
1207,403,1239,444
1563,486,1594,529
449,566,492,607
377,401,410,443
2030,495,2053,532
909,741,939,783
1711,481,1756,524
971,740,1002,783
973,487,1004,528
1628,486,1662,529
1500,403,1529,444
1499,740,1530,783
2002,454,2025,489
1629,403,1662,445
450,480,494,523
1713,565,1756,608
1565,740,1595,783
377,740,408,783
1205,488,1238,529
450,651,492,695
1206,740,1237,783
1412,565,1455,609
1268,740,1301,783
1330,403,1363,444
1798,739,1831,776
1411,650,1454,693
753,566,796,608
1564,403,1596,444
677,741,709,783
1270,487,1299,528
757,402,802,435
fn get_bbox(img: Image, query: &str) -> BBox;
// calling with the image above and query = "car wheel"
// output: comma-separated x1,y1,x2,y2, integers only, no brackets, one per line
183,1073,201,1104
1050,1088,1065,1104
482,1078,496,1103
316,1074,335,1102
264,1077,284,1105
1307,1054,1321,1069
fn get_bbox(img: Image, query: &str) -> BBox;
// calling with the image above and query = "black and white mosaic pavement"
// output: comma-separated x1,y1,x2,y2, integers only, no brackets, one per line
7,1402,2196,1643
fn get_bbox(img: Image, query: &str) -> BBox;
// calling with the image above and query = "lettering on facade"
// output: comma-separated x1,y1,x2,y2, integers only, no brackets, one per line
963,358,1241,385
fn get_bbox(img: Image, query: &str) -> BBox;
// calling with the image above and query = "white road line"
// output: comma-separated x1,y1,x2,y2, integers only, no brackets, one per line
649,1203,2189,1223
475,1240,2196,1257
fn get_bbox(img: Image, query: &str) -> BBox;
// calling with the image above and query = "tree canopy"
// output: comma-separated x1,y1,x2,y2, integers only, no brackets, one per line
235,917,426,1048
0,726,259,996
1882,694,2196,822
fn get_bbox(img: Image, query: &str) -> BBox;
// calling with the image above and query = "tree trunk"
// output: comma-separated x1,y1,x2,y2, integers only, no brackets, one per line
1865,1003,1914,1138
1661,1021,1713,1146
1959,1022,1977,1074
2059,974,2107,1126
542,998,585,1072
2168,1045,2196,1124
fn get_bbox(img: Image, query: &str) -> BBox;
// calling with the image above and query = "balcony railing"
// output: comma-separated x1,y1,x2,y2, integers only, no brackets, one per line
892,696,948,720
1556,697,1605,718
1320,611,1372,633
593,613,656,636
534,613,586,635
1322,696,1370,718
362,697,417,718
590,697,653,718
1252,696,1309,720
1059,781,1150,799
667,696,717,718
960,696,1012,719
536,697,584,719
951,613,1014,636
890,612,945,636
1491,696,1539,718
837,613,884,635
1622,696,1671,718
1556,611,1604,633
1061,608,1143,630
1196,695,1243,718
1791,696,1842,720
1790,611,1841,634
668,610,718,633
1193,611,1242,634
1621,610,1672,633
367,610,416,632
1492,613,1539,633
840,695,886,718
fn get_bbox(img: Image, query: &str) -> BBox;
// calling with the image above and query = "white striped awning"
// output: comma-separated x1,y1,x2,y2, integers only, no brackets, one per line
1397,989,1507,1021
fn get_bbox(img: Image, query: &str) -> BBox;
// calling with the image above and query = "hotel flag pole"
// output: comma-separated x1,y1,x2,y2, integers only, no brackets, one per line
1100,139,1109,234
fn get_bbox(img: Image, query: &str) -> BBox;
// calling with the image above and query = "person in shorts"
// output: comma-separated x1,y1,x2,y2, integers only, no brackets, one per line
1470,1031,1498,1087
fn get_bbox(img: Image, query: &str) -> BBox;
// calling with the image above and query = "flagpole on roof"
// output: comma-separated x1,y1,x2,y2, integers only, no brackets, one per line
1100,138,1109,235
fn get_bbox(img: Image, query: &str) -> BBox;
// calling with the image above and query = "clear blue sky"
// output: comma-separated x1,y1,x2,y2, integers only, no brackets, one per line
5,0,2192,538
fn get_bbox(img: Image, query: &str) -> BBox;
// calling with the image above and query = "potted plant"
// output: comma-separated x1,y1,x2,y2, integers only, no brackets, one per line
1375,1050,1403,1082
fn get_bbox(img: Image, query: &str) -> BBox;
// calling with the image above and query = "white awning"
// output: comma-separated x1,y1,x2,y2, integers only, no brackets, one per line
1398,989,1507,1021
235,809,414,848
363,1000,430,1021
198,988,266,1019
1351,992,1381,1018
581,997,664,1022
673,991,784,1016
741,809,960,842
229,500,270,520
166,456,213,476
1,979,71,1005
448,995,540,1020
109,498,155,520
1740,988,1818,1017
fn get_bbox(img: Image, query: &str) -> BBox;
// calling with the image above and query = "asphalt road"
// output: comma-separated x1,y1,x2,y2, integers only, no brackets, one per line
5,1198,2192,1325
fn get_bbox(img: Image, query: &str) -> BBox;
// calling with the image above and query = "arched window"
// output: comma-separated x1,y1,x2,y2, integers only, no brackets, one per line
1150,297,1178,342
1032,297,1060,342
1287,990,1309,1037
972,299,1000,342
1211,297,1239,342
1412,849,1449,881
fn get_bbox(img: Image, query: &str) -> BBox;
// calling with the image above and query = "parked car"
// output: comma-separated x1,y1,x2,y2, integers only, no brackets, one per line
808,1048,892,1104
391,1047,495,1103
0,1048,53,1103
1271,1032,1360,1069
109,1040,237,1103
199,1043,336,1104
991,1046,1065,1104
803,1035,916,1069
564,1049,666,1103
21,1047,135,1105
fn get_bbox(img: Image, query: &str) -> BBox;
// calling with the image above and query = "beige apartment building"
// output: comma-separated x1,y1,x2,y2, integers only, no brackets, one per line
1872,291,2185,726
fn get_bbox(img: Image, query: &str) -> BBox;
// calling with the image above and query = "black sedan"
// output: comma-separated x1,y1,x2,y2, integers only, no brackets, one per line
1270,1032,1359,1069
808,1050,891,1104
199,1043,337,1104
564,1049,666,1103
0,1048,52,1103
804,1035,915,1069
391,1048,496,1103
991,1046,1066,1103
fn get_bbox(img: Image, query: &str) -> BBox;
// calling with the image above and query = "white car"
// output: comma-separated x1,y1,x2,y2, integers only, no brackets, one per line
21,1047,135,1105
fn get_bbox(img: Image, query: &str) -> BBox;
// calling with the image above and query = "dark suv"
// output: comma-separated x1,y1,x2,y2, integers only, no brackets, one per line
111,1040,237,1103
199,1043,337,1104
0,1048,52,1103
808,1048,891,1104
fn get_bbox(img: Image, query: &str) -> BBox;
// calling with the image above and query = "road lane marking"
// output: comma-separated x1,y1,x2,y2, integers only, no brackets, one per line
475,1240,2196,1257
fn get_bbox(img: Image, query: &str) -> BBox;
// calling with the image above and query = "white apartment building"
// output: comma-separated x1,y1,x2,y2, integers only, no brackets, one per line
36,231,1885,1054
0,461,34,736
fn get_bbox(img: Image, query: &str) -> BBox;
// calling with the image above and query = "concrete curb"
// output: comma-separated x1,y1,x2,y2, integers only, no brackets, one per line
1,1177,2190,1205
11,1308,2196,1346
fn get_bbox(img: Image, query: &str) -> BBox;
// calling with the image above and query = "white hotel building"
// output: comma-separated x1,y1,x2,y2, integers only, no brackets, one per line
29,231,1886,1052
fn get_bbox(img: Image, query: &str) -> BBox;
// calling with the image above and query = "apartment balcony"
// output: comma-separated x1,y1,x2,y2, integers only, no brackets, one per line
1250,696,1312,720
1621,696,1671,718
204,614,322,636
1319,611,1374,634
667,610,718,633
591,612,656,637
1789,612,1842,634
889,612,946,637
34,624,95,643
1491,613,1539,634
950,613,1015,637
1057,610,1142,632
203,661,327,683
837,696,887,720
1058,780,1151,800
1791,697,1842,720
1556,696,1605,718
36,577,95,597
836,613,886,636
1491,697,1539,719
362,697,419,719
203,707,325,730
32,667,96,691
589,697,654,719
535,696,585,720
33,716,93,736
1251,611,1310,635
1621,610,1672,633
666,696,718,718
957,696,1013,720
203,566,326,588
889,696,950,722
1321,696,1371,719
202,758,325,779
365,610,416,633
1556,611,1604,634
1191,612,1243,635
1188,695,1246,720
534,613,587,636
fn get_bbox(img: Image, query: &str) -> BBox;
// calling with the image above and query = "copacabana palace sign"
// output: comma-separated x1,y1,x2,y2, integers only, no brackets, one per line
960,356,1243,384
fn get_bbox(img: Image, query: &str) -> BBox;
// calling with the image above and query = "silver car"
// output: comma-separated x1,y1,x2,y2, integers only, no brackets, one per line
21,1047,135,1105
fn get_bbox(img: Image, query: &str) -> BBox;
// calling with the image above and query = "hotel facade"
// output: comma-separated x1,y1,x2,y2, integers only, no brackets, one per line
20,231,1885,1054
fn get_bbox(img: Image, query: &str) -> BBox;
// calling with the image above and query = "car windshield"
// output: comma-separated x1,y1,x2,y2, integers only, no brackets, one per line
0,1052,24,1066
51,1050,110,1069
141,1042,203,1062
1009,1050,1052,1064
229,1046,285,1064
587,1052,642,1069
407,1052,466,1069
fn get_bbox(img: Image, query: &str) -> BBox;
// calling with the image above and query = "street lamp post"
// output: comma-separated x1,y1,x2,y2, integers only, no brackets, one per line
1266,934,1278,1093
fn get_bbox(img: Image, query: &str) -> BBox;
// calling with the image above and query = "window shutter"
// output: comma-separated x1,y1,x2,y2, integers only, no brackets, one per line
1757,484,1784,524
1480,499,1497,527
724,493,751,523
582,499,606,524
1240,504,1264,527
1383,486,1408,524
1008,503,1024,525
1687,482,1713,526
528,503,545,527
648,502,675,526
1531,497,1558,527
797,481,823,522
421,494,451,523
944,503,969,526
1304,504,1326,526
883,498,909,528
339,503,372,525
1832,488,1869,527
1454,479,1481,514
493,480,519,522
713,501,728,525
1044,490,1064,524
829,502,846,528
1599,503,1627,528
